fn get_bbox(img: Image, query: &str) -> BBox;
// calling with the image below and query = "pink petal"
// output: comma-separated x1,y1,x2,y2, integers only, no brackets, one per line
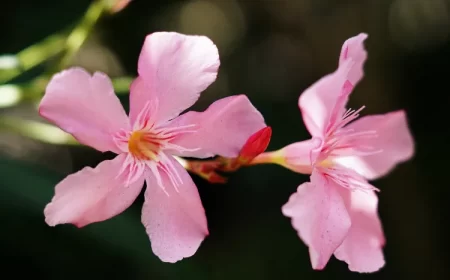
130,32,220,125
280,138,323,174
142,156,209,263
299,34,368,137
282,171,351,270
335,110,414,180
165,95,265,158
39,68,130,153
334,188,385,273
339,33,368,86
44,154,145,228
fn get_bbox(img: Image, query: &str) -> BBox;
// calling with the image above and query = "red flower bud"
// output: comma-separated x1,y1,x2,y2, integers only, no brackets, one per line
237,126,272,164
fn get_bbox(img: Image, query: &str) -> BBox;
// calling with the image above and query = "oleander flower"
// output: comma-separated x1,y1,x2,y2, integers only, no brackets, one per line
39,32,265,263
253,33,414,272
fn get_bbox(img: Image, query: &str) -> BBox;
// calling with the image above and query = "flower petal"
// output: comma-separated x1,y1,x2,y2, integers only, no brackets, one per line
142,155,209,263
165,95,265,158
335,110,414,180
39,67,130,153
334,188,385,273
299,34,367,137
279,138,323,174
282,171,351,270
130,32,220,125
339,33,368,86
44,154,145,228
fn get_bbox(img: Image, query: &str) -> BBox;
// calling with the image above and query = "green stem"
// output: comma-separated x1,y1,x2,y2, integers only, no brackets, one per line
113,76,134,94
248,151,283,166
0,75,134,108
0,33,67,83
0,0,108,84
57,0,108,69
0,117,78,145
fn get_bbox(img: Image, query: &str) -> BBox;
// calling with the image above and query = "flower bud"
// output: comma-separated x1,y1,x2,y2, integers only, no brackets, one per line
237,126,272,165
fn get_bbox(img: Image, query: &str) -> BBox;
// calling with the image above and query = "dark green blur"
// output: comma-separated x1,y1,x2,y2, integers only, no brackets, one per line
1,0,449,279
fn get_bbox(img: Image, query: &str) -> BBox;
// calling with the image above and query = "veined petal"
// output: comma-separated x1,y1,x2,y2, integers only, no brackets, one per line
339,33,368,86
39,67,130,153
130,32,220,125
282,171,351,270
278,138,323,174
165,95,265,158
334,110,414,180
142,155,208,263
44,154,145,228
334,188,385,273
299,34,368,137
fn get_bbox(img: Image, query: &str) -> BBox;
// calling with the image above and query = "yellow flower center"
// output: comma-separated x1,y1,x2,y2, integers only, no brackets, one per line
317,159,334,168
128,130,162,161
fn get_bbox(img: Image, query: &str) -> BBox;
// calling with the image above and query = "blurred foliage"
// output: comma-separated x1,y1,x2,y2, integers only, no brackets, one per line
1,0,450,279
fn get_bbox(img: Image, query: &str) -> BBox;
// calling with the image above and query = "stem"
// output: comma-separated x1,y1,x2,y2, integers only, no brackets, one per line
249,150,313,174
113,76,134,94
247,150,283,166
0,117,78,145
0,33,67,83
0,75,133,109
0,0,108,84
57,0,108,68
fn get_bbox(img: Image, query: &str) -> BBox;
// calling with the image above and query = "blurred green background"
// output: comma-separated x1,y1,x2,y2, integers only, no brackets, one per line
1,0,449,279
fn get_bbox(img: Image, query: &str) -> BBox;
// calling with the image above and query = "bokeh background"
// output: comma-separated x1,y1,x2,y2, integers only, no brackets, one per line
1,0,449,279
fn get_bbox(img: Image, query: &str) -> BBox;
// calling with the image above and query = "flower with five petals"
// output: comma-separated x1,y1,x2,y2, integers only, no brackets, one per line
253,34,414,272
39,32,265,262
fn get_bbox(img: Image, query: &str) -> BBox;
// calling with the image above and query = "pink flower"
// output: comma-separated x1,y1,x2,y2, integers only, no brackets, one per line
39,32,265,262
258,34,414,272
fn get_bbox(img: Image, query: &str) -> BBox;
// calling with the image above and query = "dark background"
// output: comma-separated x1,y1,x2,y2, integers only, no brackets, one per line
1,0,449,279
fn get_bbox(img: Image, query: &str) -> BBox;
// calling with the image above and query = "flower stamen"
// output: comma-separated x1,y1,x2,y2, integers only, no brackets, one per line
128,130,162,161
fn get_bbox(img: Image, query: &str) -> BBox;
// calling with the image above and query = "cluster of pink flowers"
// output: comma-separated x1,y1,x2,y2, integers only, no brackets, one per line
39,32,414,272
